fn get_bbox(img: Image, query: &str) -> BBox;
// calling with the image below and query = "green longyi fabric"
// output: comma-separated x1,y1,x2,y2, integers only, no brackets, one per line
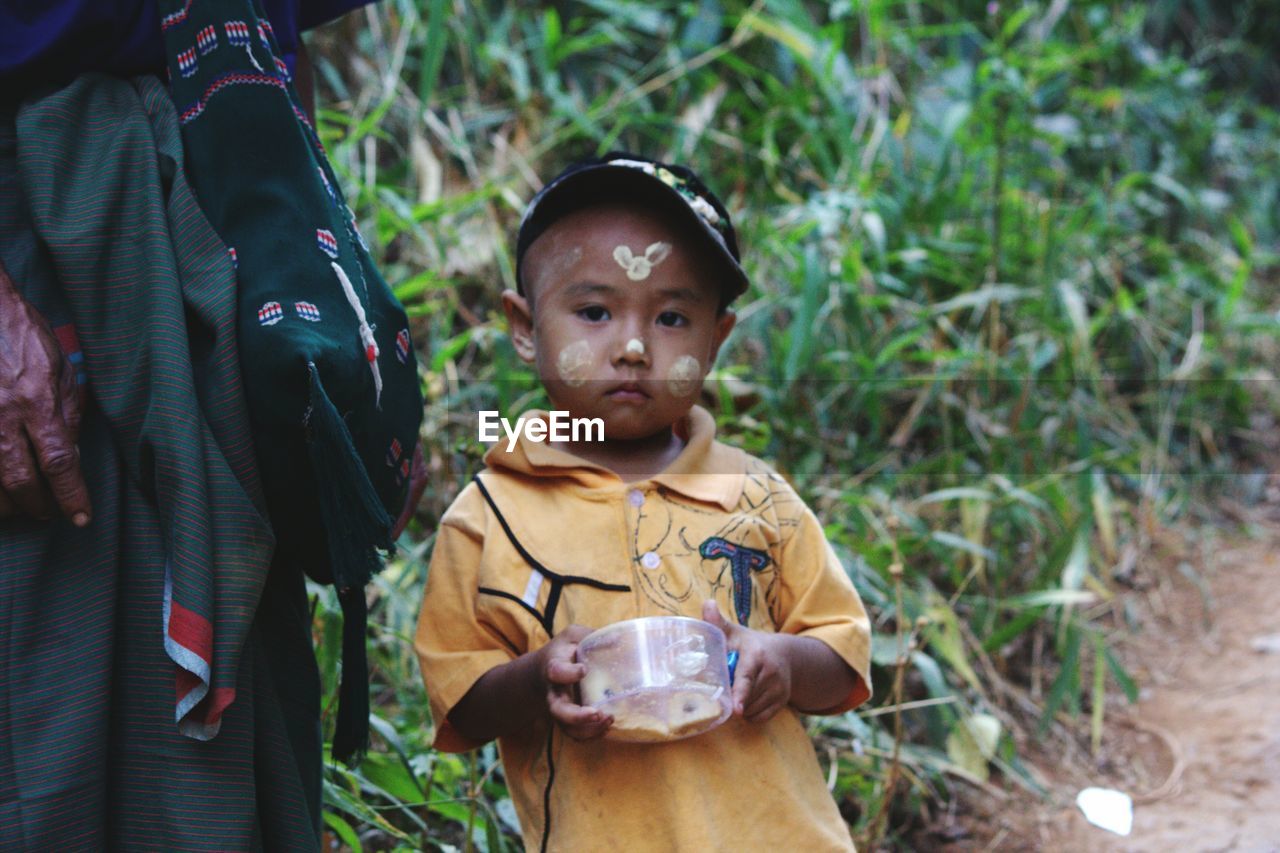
0,74,321,851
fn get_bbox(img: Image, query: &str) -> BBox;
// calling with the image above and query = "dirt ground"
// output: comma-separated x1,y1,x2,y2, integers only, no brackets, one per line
957,504,1280,852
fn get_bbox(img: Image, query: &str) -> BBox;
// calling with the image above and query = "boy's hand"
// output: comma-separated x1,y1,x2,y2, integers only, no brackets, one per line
539,625,613,740
702,600,792,724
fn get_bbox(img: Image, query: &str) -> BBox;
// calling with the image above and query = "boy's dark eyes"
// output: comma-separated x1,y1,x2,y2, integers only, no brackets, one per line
574,306,688,326
577,305,610,322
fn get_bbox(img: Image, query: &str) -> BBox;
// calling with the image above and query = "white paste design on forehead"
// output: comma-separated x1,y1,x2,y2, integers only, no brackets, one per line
528,245,582,295
612,241,672,281
556,340,593,387
667,355,701,397
625,338,645,355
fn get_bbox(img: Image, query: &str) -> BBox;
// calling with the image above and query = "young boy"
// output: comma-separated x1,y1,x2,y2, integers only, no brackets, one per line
415,153,872,851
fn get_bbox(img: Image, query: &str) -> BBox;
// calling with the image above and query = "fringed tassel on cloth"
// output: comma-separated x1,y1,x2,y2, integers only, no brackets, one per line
334,586,371,764
305,363,393,764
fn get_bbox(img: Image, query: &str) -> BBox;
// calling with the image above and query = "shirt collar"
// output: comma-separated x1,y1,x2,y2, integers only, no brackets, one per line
483,406,746,511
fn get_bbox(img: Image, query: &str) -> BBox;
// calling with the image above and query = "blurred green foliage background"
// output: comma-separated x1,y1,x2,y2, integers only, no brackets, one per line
305,0,1280,848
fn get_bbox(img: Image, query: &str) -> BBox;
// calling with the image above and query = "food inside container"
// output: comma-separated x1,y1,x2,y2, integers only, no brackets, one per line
577,616,733,743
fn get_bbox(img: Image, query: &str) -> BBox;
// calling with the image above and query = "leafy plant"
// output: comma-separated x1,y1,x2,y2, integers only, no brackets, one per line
305,0,1279,847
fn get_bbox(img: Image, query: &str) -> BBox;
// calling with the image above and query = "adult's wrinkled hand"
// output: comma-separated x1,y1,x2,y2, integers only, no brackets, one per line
0,263,91,525
389,441,428,540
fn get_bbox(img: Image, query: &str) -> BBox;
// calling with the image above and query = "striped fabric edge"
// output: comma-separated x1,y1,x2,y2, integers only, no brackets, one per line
163,566,232,740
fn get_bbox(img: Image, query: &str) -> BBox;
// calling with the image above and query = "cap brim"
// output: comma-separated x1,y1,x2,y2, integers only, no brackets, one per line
516,164,749,300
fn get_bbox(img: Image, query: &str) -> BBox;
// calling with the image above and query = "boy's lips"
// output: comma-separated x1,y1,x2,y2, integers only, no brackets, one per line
605,381,650,403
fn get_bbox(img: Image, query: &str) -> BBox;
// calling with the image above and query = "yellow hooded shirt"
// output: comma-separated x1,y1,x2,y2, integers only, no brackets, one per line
415,406,872,852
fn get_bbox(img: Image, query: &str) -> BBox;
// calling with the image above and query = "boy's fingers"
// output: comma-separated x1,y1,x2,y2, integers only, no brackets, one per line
546,658,586,685
548,690,607,728
744,697,785,724
563,714,614,741
561,624,593,643
568,717,611,737
701,598,723,626
701,599,734,639
743,680,786,721
730,662,755,715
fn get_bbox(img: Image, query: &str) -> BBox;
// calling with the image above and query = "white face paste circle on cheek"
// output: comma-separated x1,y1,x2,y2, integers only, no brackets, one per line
612,241,672,281
556,340,593,387
667,355,702,397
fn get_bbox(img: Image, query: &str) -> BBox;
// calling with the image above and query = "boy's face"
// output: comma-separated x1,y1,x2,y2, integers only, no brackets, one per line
503,203,736,441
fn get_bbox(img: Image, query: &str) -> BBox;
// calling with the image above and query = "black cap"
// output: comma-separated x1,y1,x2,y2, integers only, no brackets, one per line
515,152,749,303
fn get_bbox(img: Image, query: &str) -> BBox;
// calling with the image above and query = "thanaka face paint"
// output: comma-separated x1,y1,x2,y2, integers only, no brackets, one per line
667,355,701,397
556,340,593,387
529,245,582,297
625,338,645,355
612,241,672,281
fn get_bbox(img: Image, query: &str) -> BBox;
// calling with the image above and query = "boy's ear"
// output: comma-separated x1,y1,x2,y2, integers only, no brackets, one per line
501,289,537,363
707,308,736,365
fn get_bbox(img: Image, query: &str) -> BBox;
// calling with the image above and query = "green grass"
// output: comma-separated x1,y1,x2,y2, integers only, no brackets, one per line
306,1,1280,848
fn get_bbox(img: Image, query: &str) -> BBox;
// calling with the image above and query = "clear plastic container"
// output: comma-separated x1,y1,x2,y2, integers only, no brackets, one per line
577,616,733,743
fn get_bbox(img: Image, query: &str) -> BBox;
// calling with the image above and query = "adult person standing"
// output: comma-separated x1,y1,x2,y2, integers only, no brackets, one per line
0,2,425,849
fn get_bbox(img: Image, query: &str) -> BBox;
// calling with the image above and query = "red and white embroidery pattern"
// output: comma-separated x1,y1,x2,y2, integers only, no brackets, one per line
316,229,339,259
160,0,193,31
318,167,335,199
395,328,411,364
179,73,285,124
350,211,369,250
225,21,251,47
292,103,314,130
258,301,284,326
386,437,402,467
295,301,321,322
177,47,198,78
399,457,410,481
197,25,218,56
274,57,290,80
228,246,238,268
259,20,274,47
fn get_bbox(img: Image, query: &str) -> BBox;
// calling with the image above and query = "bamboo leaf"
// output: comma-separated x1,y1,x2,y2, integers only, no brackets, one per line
918,487,995,504
945,713,1002,782
1041,626,1082,732
931,530,996,563
417,0,450,105
323,812,363,853
1105,647,1139,704
1001,589,1096,609
982,608,1042,653
1090,467,1118,564
1061,529,1090,592
929,284,1028,315
1090,633,1107,754
923,595,984,694
1057,280,1091,353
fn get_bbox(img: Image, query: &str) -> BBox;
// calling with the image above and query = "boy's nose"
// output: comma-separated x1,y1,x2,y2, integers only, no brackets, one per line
615,334,650,367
